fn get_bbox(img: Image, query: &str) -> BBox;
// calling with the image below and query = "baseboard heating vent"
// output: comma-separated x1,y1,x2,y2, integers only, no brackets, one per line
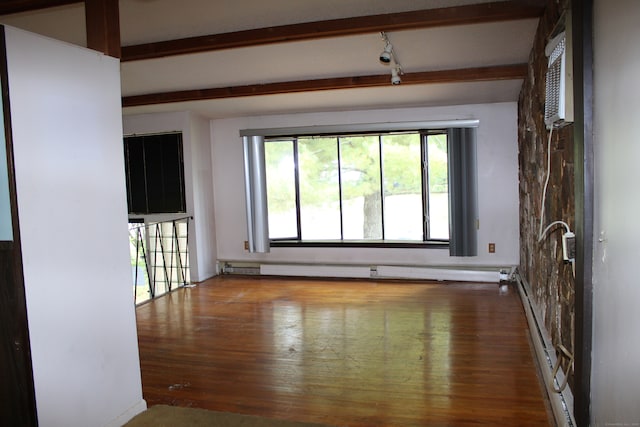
221,263,260,275
514,270,575,427
260,264,370,278
376,265,501,283
221,262,504,282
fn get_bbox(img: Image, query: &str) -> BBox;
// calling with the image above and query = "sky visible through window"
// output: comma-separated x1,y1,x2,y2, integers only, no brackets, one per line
265,132,448,242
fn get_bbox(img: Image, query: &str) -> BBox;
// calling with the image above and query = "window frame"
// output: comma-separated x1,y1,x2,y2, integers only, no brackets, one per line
265,129,450,248
123,132,187,215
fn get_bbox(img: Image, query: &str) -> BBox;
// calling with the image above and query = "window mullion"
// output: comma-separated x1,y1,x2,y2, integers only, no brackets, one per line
378,135,385,240
142,137,149,214
337,137,344,241
421,133,430,241
293,138,302,240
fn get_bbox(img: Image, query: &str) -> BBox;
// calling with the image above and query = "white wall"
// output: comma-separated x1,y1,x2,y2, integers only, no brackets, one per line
211,102,520,268
123,112,218,282
4,27,145,426
190,115,218,279
592,1,640,425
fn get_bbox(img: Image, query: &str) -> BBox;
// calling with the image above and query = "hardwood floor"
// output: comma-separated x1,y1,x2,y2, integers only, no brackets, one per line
135,276,551,426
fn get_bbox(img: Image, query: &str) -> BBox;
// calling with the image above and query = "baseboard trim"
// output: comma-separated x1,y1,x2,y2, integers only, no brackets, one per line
514,272,576,427
221,261,504,283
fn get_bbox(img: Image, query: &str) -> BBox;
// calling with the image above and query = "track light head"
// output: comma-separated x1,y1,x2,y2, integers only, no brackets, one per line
379,32,403,85
391,66,401,85
379,43,393,64
379,32,394,64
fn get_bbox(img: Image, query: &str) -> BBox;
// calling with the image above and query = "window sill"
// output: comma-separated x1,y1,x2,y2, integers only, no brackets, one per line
270,240,449,249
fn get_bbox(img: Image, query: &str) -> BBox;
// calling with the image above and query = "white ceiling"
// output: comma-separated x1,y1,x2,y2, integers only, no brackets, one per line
0,0,539,119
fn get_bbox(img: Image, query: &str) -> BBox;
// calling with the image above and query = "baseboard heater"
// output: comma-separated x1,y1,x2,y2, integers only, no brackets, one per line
260,264,371,278
375,265,500,282
221,262,501,283
514,271,576,427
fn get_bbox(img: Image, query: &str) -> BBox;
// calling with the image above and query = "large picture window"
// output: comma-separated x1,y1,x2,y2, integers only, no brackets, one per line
264,131,449,244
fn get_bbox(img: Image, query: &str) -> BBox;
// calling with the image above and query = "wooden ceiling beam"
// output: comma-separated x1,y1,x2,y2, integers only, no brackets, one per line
0,1,122,58
85,0,120,58
122,63,527,107
121,2,544,62
0,0,80,15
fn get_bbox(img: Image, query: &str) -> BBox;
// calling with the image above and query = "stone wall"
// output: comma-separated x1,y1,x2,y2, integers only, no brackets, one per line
517,0,575,387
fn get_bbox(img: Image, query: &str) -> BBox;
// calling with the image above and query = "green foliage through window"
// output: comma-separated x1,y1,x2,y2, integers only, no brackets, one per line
265,131,449,242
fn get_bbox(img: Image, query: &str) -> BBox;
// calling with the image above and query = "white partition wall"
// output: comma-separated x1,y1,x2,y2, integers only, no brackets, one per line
3,26,145,426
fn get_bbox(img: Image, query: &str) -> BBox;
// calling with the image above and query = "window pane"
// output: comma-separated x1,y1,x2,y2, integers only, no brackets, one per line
265,131,450,244
340,136,382,240
381,134,423,240
265,140,297,239
124,133,186,214
298,138,341,239
427,134,449,240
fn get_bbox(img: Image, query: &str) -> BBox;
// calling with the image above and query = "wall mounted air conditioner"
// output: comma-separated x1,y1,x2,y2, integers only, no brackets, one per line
544,27,574,129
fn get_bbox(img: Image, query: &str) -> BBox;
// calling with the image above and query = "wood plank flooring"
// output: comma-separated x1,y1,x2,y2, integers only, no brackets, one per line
135,276,551,426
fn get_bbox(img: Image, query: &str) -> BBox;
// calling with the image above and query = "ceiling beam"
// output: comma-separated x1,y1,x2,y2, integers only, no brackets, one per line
121,2,544,62
122,63,527,107
85,0,120,58
0,0,80,15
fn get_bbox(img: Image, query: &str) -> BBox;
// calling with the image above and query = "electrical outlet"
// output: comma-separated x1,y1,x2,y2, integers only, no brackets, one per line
562,232,576,262
244,240,249,250
488,243,496,253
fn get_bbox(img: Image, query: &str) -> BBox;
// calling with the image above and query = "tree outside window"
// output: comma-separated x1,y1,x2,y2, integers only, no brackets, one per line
264,131,448,243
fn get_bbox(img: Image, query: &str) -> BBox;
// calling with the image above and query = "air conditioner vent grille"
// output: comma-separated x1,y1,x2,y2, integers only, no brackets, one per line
549,36,566,64
544,33,567,129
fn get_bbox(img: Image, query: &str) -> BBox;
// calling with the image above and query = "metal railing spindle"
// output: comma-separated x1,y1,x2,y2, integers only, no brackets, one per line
129,216,191,304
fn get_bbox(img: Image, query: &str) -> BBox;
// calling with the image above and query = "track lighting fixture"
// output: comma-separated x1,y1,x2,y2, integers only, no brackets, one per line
379,32,393,64
391,65,402,85
379,32,403,85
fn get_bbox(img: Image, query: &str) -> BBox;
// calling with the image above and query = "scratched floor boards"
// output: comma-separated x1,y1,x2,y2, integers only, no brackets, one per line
135,276,552,426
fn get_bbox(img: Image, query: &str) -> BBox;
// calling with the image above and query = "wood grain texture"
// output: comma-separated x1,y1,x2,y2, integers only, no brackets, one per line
85,0,121,58
121,2,543,62
517,0,576,396
136,276,551,426
0,0,79,15
0,246,38,427
122,64,527,108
